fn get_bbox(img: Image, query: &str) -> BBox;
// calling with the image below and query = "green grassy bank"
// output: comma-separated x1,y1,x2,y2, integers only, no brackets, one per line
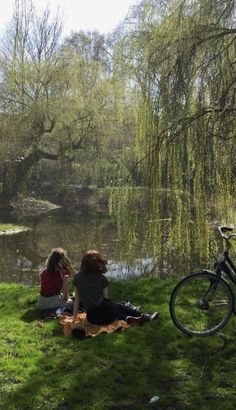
1,278,236,410
0,223,28,234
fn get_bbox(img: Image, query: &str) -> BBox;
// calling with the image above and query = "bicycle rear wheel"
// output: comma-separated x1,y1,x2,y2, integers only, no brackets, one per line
169,272,233,336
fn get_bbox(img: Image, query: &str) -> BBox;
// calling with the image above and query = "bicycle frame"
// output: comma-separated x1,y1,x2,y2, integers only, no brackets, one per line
169,226,236,336
202,250,236,314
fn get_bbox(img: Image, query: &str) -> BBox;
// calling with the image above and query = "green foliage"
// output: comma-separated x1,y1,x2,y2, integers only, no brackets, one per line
102,0,236,269
0,1,137,199
0,0,236,199
114,0,236,195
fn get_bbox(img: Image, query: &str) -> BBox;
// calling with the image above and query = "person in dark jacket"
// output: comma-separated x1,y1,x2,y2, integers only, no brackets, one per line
72,249,159,325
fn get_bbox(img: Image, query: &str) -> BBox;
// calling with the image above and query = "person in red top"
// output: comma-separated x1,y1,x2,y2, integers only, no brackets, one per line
37,248,74,312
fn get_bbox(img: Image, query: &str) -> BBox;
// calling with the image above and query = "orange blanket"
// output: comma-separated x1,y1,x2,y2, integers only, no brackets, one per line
59,312,131,338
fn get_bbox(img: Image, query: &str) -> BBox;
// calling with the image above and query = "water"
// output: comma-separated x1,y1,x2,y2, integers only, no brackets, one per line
0,206,157,285
0,189,232,285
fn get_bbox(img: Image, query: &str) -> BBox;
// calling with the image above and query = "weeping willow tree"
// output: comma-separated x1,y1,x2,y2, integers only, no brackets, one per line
118,0,236,190
109,0,236,275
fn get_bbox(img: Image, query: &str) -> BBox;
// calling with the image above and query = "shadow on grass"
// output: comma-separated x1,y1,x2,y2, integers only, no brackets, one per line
2,278,236,410
2,323,177,409
21,308,40,322
0,311,186,407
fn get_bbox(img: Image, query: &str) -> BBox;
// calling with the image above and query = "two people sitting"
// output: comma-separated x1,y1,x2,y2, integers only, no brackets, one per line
37,248,159,326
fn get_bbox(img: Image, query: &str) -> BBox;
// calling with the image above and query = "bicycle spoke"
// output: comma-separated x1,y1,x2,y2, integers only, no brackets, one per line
170,273,233,336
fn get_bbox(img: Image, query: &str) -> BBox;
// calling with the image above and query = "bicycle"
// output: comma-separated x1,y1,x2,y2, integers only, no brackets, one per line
169,226,236,336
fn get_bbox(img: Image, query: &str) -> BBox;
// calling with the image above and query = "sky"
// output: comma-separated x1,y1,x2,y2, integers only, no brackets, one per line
0,0,139,37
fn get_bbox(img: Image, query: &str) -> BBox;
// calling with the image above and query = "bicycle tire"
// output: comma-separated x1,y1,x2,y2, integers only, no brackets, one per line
169,272,233,336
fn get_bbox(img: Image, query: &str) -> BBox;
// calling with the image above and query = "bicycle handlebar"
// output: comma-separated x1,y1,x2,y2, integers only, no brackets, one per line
218,226,236,240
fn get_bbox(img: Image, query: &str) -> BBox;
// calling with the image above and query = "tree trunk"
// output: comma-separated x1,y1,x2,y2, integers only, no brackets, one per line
0,150,59,209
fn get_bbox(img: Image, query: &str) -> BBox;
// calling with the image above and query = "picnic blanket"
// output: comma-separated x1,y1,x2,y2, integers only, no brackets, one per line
59,312,131,338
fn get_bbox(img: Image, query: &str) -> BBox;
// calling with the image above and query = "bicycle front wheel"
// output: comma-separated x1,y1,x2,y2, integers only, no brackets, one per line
169,272,233,336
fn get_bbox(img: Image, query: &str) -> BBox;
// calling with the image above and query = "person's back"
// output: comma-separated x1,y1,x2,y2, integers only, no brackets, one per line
40,268,66,296
37,248,73,312
73,270,108,310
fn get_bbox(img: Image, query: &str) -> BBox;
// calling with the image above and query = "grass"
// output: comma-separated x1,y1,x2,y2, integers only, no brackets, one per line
1,277,236,410
10,196,60,215
0,223,28,234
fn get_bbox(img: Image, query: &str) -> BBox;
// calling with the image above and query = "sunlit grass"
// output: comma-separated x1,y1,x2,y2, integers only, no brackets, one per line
0,223,28,233
0,278,236,409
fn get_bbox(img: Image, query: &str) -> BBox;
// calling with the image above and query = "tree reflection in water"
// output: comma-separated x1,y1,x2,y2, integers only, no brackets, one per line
0,188,235,285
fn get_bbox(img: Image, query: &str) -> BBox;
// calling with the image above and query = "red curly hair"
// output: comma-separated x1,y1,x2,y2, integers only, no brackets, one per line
80,250,108,274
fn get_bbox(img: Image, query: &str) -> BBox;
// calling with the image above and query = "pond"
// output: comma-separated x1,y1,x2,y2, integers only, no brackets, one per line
0,206,155,285
0,188,234,285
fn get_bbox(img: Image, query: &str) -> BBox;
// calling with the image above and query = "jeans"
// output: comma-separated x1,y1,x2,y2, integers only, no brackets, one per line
86,299,141,325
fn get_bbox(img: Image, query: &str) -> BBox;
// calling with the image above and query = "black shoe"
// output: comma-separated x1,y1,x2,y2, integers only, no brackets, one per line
126,312,159,326
142,312,160,322
120,300,141,311
126,316,146,326
72,327,86,339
